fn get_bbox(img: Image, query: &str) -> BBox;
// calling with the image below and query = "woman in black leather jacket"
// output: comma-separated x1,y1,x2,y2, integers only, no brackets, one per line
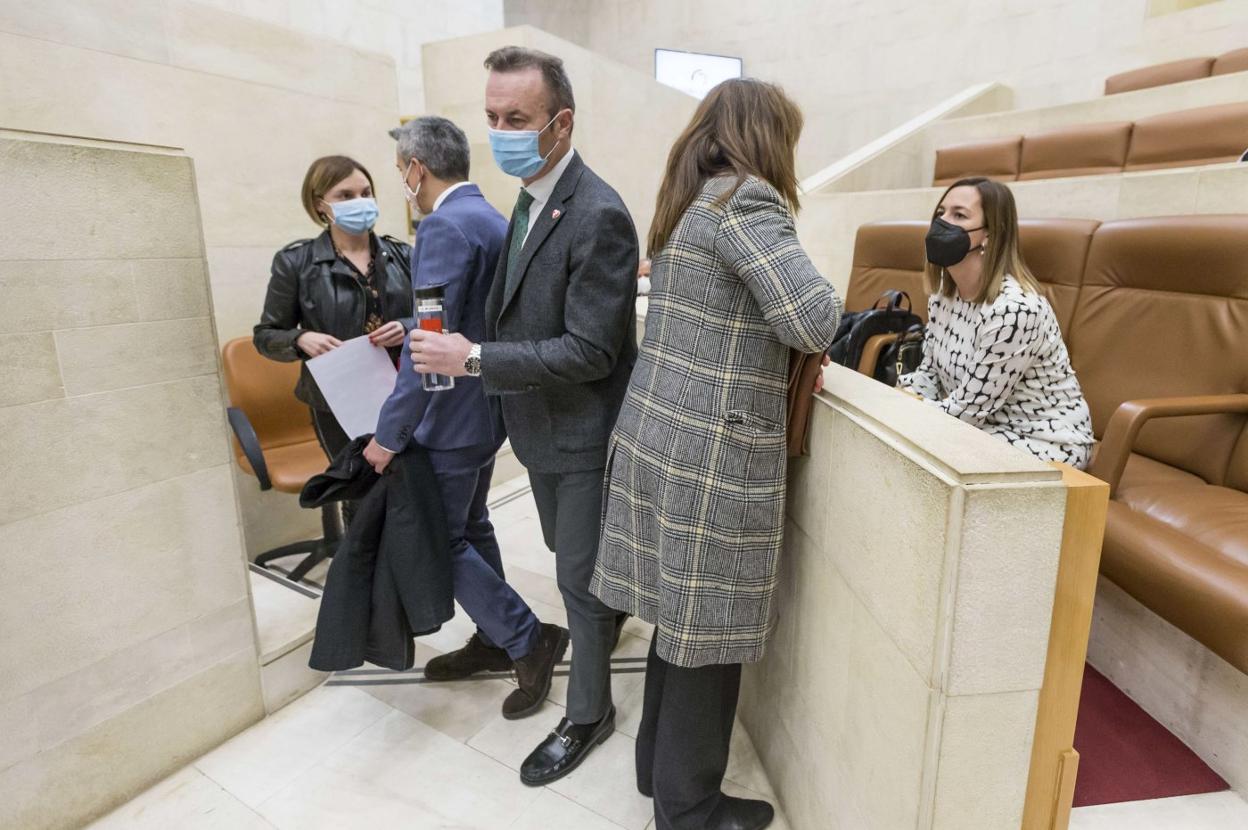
254,155,413,470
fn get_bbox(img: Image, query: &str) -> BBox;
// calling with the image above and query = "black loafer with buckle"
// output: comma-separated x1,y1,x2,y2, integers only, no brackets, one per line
519,705,616,786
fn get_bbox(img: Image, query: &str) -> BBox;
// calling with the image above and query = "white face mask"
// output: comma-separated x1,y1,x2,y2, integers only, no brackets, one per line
402,160,426,217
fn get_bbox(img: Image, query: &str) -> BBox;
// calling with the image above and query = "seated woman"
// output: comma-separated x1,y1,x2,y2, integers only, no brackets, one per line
900,177,1094,469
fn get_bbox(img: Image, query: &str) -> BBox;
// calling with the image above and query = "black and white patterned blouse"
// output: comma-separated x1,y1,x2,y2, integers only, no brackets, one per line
900,274,1094,469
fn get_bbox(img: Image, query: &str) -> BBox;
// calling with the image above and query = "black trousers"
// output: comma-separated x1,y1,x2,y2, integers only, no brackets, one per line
529,468,617,724
310,407,357,526
637,636,743,830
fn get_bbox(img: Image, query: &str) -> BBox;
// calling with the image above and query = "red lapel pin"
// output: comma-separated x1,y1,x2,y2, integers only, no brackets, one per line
551,209,561,220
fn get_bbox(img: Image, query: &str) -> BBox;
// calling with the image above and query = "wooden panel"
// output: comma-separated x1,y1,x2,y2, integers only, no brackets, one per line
1022,464,1109,829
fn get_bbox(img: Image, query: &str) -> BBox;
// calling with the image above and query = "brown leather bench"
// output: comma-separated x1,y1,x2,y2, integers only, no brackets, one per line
1105,47,1248,94
845,216,1248,673
932,136,1021,186
1018,122,1133,181
1213,47,1248,77
1105,57,1215,95
1124,101,1248,171
846,218,1099,333
934,101,1248,184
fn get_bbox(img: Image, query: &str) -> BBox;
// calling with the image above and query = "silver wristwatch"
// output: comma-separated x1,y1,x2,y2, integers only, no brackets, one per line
464,343,482,377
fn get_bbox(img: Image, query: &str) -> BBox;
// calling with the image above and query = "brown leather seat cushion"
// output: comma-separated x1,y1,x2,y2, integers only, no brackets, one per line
1224,427,1248,494
238,440,330,495
933,136,1021,187
1077,218,1248,673
846,222,928,316
1104,57,1214,95
1018,122,1133,181
1124,101,1248,171
1016,219,1100,333
221,337,324,491
1067,215,1248,483
1212,47,1248,77
1117,453,1248,568
846,220,1097,332
849,218,1248,671
1102,499,1248,673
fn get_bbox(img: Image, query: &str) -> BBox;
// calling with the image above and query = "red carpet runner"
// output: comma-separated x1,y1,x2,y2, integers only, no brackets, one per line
1072,664,1228,807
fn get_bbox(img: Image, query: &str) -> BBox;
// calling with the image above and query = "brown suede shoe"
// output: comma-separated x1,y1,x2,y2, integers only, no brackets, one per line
502,623,569,720
423,633,512,682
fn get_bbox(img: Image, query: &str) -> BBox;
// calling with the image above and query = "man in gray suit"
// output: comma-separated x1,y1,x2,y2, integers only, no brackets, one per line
409,46,638,785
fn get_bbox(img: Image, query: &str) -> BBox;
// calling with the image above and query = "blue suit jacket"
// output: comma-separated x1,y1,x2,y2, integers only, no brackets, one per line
375,184,508,453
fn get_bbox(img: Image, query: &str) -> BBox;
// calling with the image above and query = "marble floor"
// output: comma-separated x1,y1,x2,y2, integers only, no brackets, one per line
1069,791,1248,829
88,484,1248,830
88,485,787,830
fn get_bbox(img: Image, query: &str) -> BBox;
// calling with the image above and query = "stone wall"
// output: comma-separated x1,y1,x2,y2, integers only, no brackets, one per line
0,129,264,830
504,0,1248,177
738,367,1071,829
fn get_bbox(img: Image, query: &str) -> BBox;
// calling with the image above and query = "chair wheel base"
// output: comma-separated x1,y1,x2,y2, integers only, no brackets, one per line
252,503,345,584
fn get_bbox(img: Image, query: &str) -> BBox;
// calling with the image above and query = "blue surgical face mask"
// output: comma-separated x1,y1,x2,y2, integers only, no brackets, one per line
401,161,428,218
488,112,563,178
327,197,378,234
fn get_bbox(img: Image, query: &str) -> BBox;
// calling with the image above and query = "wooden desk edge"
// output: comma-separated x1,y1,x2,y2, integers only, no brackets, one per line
1021,463,1109,830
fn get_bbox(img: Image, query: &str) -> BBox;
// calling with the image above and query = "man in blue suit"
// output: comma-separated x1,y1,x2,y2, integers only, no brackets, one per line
363,116,567,719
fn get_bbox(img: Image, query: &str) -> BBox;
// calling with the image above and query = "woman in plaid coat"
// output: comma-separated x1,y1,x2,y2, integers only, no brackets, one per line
590,79,842,830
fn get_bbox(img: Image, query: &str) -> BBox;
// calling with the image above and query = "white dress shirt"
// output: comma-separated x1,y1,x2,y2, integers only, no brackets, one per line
432,180,472,213
519,147,577,246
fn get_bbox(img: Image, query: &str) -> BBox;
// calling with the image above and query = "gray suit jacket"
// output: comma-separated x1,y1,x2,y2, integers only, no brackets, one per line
481,152,639,474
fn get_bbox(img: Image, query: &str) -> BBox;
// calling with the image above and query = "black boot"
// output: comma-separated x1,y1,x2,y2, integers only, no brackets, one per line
502,623,569,720
423,633,511,681
709,795,775,830
520,705,616,786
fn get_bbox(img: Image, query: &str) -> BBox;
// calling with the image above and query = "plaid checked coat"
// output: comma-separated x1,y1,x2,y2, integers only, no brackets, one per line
590,175,843,667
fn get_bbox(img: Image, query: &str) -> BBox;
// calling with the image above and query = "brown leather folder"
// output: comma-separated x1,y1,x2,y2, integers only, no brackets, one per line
786,350,824,458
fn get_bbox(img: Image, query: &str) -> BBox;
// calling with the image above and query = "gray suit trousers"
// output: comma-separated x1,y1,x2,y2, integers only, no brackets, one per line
528,468,615,724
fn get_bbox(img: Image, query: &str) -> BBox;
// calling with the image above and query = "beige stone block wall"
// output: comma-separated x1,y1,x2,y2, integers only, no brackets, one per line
423,25,700,248
186,0,503,115
0,130,264,830
738,367,1068,830
0,3,406,338
504,0,1248,178
806,83,1015,195
1,1,420,553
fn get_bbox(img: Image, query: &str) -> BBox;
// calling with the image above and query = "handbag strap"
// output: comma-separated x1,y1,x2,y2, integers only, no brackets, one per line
872,290,912,314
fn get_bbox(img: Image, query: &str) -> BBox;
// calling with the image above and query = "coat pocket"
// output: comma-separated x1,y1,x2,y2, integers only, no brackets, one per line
720,410,786,486
724,409,784,437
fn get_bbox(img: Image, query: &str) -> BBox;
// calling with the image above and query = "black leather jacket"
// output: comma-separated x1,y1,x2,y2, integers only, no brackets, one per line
254,231,413,409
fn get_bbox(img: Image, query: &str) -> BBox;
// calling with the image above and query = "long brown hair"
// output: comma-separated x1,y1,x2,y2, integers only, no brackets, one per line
301,155,375,228
647,78,803,256
924,177,1040,303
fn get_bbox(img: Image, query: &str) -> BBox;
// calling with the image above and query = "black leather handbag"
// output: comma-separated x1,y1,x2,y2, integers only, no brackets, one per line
880,323,926,387
827,291,924,381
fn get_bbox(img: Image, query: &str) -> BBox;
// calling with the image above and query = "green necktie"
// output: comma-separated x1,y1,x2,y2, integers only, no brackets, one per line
505,188,535,293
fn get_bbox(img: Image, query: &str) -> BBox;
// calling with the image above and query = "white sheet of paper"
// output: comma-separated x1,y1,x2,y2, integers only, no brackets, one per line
305,335,398,439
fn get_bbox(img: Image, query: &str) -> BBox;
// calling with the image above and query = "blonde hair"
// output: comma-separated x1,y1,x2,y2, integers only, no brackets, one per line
924,177,1040,303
